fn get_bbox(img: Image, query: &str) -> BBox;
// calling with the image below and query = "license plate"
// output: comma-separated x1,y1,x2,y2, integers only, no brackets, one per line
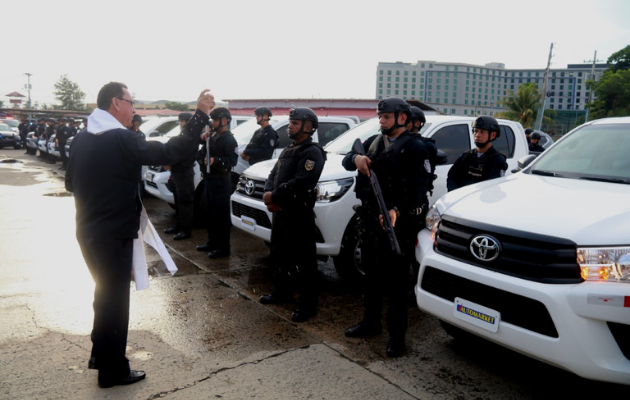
145,171,154,182
240,215,256,231
453,297,500,333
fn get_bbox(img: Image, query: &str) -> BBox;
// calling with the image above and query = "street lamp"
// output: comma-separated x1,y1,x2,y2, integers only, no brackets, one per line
24,73,32,119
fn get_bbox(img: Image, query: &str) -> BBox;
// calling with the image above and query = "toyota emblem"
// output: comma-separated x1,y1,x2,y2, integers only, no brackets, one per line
469,234,501,262
244,180,256,196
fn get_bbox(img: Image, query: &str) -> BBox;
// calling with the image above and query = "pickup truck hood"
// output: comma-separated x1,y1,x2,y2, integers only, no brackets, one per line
439,173,630,246
240,153,353,182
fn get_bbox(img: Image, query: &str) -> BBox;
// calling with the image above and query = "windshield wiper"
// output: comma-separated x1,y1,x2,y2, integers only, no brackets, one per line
580,176,630,184
531,170,562,177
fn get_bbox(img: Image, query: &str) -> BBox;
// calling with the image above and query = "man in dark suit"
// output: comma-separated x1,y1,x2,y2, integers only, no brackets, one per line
65,82,214,388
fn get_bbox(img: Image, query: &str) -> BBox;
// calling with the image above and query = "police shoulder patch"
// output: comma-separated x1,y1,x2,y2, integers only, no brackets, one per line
305,159,315,171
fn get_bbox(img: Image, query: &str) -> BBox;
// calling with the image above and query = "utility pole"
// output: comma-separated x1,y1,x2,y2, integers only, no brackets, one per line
584,51,599,122
24,73,32,119
535,43,553,131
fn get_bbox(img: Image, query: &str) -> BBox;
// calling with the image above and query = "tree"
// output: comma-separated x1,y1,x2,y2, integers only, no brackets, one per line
607,45,630,73
587,69,630,118
53,75,87,111
164,101,190,111
495,82,549,127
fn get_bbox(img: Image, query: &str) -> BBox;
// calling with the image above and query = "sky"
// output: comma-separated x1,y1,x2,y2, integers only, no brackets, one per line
2,0,629,108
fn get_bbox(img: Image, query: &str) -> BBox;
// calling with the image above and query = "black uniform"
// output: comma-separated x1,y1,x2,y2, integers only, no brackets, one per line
44,123,56,163
169,128,197,235
56,124,72,168
446,146,508,191
264,136,326,311
197,130,238,254
342,131,431,341
18,121,30,148
243,125,279,165
65,109,206,386
529,142,545,152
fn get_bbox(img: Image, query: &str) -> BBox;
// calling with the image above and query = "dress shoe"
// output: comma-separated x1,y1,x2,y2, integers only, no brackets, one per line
291,308,316,323
173,231,191,240
88,357,97,370
259,293,293,305
98,370,146,388
164,226,179,234
386,337,405,358
196,243,212,252
345,321,382,338
208,249,230,259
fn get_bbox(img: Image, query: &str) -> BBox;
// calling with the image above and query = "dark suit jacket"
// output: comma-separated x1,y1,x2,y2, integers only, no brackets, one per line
65,109,208,239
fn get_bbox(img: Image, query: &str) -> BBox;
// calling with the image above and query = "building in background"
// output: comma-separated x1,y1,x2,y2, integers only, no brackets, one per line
376,60,608,119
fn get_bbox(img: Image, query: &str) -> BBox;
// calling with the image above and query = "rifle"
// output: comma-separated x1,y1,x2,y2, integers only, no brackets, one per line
351,138,401,255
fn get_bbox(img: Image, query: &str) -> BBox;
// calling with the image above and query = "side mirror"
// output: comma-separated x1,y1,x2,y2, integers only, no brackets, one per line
511,154,537,173
435,150,448,165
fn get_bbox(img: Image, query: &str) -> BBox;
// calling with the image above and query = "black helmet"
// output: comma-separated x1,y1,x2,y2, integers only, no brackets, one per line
289,107,318,130
409,106,426,125
132,114,143,124
530,132,541,140
377,97,411,118
473,116,500,137
254,107,272,117
178,112,192,122
210,107,231,122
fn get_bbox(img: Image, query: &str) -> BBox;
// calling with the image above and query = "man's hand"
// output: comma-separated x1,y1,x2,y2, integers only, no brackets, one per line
263,191,281,212
197,90,215,115
379,209,397,230
240,152,251,161
354,154,372,177
163,165,171,171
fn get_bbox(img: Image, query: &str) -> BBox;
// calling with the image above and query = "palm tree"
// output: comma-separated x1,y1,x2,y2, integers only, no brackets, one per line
496,82,554,129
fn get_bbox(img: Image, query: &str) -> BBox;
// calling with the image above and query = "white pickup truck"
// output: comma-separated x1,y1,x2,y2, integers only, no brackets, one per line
230,115,529,282
143,115,356,221
414,116,630,385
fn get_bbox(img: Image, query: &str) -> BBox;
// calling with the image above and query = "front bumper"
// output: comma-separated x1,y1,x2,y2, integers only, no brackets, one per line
144,170,174,204
414,228,630,385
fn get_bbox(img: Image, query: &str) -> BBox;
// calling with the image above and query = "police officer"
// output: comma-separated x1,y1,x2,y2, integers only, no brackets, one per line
446,116,508,191
56,117,71,170
524,127,533,144
18,118,30,152
130,114,144,139
240,107,279,165
196,107,238,258
44,118,57,164
407,105,440,197
259,107,326,323
164,113,196,240
528,131,545,152
342,97,431,357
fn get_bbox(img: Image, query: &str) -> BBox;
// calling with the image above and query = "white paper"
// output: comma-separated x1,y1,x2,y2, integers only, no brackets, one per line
131,204,178,290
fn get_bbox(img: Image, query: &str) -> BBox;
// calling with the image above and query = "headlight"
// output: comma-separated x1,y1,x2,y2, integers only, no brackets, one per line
577,247,630,283
425,206,441,241
316,178,353,203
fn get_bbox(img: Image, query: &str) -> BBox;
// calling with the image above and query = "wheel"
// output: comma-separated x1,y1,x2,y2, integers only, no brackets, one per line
332,214,366,284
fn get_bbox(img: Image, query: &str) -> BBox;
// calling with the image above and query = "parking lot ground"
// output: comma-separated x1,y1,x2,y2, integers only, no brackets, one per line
1,147,627,399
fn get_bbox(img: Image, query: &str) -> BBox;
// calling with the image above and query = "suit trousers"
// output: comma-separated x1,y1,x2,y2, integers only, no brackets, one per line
77,233,133,381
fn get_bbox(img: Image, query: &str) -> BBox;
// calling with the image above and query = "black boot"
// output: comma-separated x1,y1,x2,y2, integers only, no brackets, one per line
345,320,382,338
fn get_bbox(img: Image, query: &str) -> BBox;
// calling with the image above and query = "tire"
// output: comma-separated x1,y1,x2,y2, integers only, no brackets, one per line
332,215,366,284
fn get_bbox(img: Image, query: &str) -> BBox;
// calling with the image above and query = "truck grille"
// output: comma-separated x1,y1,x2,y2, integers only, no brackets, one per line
435,216,581,284
234,175,266,200
231,201,272,229
421,266,558,337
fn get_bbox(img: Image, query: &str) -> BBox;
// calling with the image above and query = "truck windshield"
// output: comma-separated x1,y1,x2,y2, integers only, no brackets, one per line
531,123,630,182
